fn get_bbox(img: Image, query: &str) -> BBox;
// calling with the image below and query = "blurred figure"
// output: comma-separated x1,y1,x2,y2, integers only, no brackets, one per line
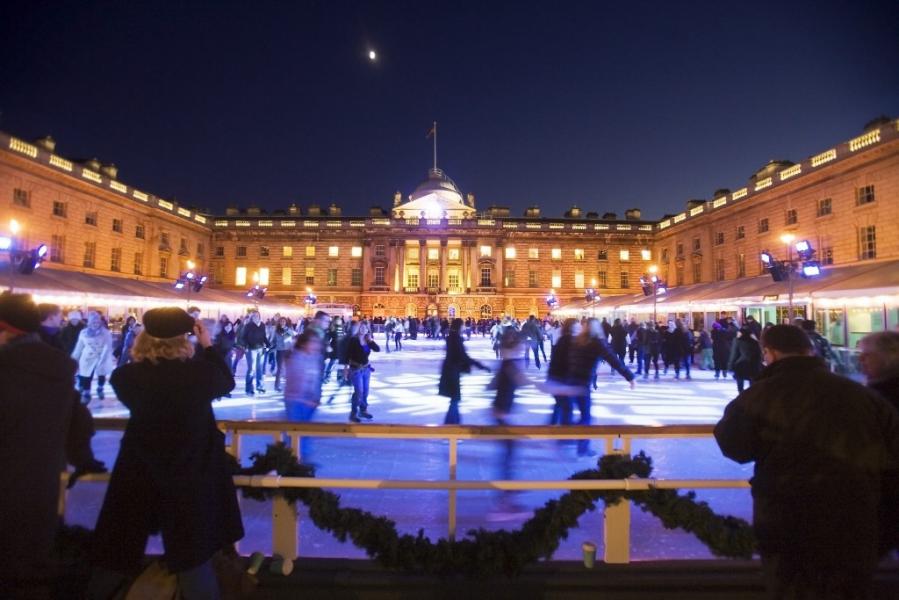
89,309,241,599
117,322,142,368
715,325,899,600
711,321,732,379
1,294,105,596
641,321,661,380
59,309,85,355
521,315,543,369
347,321,380,422
568,318,635,456
36,302,65,351
283,331,324,461
667,319,692,380
112,315,137,363
71,311,115,403
322,316,343,382
800,319,842,373
270,317,296,392
858,331,899,557
212,319,236,373
546,318,582,424
728,326,763,392
610,318,627,364
439,318,490,424
697,323,713,370
489,328,531,484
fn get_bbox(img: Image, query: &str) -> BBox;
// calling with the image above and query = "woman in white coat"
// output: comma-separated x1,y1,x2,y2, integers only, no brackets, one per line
71,311,115,403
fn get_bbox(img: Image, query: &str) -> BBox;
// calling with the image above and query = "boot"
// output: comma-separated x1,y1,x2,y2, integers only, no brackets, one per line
97,386,105,400
349,412,361,423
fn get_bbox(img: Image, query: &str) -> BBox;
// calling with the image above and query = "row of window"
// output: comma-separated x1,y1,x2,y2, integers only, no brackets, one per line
232,266,363,287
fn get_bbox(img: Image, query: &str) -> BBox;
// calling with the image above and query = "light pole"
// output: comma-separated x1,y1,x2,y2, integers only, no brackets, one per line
760,236,821,323
640,265,666,325
174,260,207,308
545,289,558,316
304,287,317,317
585,283,598,318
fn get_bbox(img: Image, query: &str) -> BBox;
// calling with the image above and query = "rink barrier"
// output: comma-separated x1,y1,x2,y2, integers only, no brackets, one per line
67,420,750,565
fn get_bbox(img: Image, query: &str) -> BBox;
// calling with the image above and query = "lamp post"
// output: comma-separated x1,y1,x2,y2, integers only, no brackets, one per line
760,235,821,323
585,284,598,318
640,265,666,325
173,259,208,308
545,289,558,316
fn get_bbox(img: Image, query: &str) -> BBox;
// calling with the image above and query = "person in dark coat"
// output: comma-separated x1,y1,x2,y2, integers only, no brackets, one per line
715,325,899,599
609,318,628,364
710,321,732,379
728,326,763,392
59,309,85,355
0,294,105,595
89,308,242,599
666,319,692,380
640,321,661,380
439,318,489,424
37,302,66,351
546,318,582,424
346,321,380,422
859,331,899,557
567,318,635,455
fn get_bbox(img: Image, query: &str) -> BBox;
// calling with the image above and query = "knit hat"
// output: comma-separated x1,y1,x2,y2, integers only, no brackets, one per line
0,293,41,335
142,307,195,339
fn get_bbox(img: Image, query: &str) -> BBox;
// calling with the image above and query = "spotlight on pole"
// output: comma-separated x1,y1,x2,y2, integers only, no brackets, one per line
545,290,558,308
16,245,48,275
760,251,773,266
0,237,11,251
801,261,821,278
246,285,267,300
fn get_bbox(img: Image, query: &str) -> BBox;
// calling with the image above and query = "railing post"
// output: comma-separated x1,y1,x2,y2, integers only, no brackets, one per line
272,493,298,560
603,435,631,564
448,436,458,541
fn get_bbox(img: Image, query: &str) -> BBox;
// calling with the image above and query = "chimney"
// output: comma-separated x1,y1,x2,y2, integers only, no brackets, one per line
565,205,582,218
524,205,541,218
624,208,641,220
328,203,342,216
288,203,300,216
307,204,322,216
602,212,617,220
100,164,118,180
247,205,262,216
82,158,101,172
686,199,705,211
34,136,56,152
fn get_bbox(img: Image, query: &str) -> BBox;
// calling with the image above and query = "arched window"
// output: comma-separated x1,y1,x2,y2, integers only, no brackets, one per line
447,305,457,318
405,303,418,318
480,304,493,319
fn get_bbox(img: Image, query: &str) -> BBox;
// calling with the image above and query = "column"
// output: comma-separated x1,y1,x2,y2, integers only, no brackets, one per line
495,239,503,292
469,241,479,291
419,239,427,292
361,239,372,291
396,242,405,292
439,238,448,292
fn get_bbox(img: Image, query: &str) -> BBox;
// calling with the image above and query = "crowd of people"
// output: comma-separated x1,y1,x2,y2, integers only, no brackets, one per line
2,291,898,598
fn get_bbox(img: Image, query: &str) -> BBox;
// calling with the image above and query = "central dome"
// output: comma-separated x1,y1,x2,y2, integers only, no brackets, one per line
409,168,463,203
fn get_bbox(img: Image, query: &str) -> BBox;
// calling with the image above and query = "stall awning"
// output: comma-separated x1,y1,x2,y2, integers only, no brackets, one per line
604,259,899,313
0,264,307,316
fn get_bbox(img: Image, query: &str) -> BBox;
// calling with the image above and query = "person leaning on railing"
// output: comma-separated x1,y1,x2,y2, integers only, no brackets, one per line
88,307,242,599
715,324,899,599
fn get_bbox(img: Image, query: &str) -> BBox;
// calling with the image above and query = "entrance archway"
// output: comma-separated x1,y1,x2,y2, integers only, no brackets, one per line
427,303,439,317
448,304,457,319
405,303,418,318
480,304,493,319
372,303,386,319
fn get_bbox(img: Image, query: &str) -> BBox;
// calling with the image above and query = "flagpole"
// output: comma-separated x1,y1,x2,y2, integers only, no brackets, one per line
433,121,437,170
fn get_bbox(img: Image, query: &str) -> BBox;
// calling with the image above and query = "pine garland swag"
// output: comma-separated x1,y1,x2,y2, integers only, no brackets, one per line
235,442,756,576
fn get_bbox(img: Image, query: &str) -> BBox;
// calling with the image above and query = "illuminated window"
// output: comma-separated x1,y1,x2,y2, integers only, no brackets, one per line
282,246,293,258
235,267,247,286
641,248,652,261
352,246,363,258
574,270,585,288
407,271,419,288
282,267,292,285
133,252,143,275
428,271,439,288
505,246,516,259
480,245,492,257
597,271,607,288
551,248,562,260
528,247,539,259
329,246,339,257
448,248,460,260
375,244,385,257
619,249,630,261
305,267,315,284
448,272,460,288
528,271,539,287
551,270,561,288
305,245,316,257
258,268,270,286
427,247,439,260
480,268,491,287
327,268,337,286
573,248,584,261
374,267,385,285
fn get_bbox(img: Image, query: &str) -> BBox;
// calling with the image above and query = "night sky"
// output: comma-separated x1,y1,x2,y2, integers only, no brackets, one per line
2,1,897,219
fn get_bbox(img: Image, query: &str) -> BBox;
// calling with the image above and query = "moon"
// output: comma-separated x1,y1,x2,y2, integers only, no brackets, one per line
368,49,377,61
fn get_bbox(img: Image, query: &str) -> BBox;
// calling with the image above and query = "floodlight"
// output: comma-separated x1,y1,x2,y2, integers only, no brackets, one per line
760,251,772,265
801,262,821,278
174,280,186,290
0,237,11,251
36,244,48,258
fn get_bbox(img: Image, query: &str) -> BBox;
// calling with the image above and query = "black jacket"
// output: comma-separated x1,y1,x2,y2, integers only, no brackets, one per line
346,336,379,367
610,324,628,354
567,337,634,386
728,336,763,379
93,348,242,573
715,356,899,573
0,335,99,581
238,321,268,350
438,332,484,398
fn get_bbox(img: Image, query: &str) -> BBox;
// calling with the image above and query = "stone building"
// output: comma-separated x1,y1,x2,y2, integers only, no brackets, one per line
1,118,897,343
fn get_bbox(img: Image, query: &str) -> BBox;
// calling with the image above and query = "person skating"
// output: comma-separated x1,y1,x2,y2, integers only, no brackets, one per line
439,318,490,424
238,310,268,395
728,326,763,392
347,321,380,422
71,311,115,403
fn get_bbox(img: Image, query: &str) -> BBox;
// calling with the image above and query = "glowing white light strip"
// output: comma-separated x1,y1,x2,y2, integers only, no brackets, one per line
732,188,748,200
158,199,174,210
754,177,772,191
849,129,880,151
779,164,801,180
712,197,727,208
110,181,127,193
177,207,191,217
194,215,207,224
280,220,296,227
689,206,704,216
49,155,73,171
9,137,38,157
82,169,102,183
133,190,149,202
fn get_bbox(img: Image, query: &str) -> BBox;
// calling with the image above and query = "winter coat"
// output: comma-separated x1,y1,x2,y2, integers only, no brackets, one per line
347,336,380,368
283,349,323,406
711,327,733,365
71,327,115,378
212,329,236,356
59,322,85,355
728,336,763,379
0,335,98,581
610,324,628,355
715,356,899,580
92,348,242,573
664,328,691,361
869,375,899,555
238,321,268,350
270,326,296,352
568,337,634,387
438,332,484,398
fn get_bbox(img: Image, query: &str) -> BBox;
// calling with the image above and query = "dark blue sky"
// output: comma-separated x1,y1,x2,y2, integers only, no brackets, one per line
2,0,897,219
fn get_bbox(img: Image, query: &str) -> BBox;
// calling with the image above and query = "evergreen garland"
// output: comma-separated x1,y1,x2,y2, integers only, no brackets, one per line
235,443,755,577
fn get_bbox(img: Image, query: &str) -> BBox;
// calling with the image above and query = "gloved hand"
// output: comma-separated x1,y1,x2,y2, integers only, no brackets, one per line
67,459,107,489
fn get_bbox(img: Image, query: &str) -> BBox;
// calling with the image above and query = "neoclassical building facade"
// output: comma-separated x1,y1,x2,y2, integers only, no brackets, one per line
1,118,897,333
